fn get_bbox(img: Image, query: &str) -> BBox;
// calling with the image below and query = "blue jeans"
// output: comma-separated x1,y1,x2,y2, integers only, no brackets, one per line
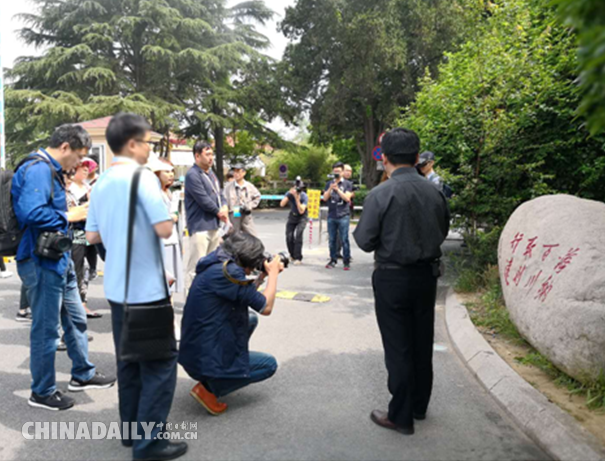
328,216,351,263
205,311,278,398
17,258,96,397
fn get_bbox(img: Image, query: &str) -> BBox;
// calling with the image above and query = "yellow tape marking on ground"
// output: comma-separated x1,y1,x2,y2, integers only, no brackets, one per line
3,257,15,264
276,291,298,300
310,295,331,303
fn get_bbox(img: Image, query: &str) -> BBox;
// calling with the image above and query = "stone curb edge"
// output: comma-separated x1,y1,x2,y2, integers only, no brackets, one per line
444,287,605,461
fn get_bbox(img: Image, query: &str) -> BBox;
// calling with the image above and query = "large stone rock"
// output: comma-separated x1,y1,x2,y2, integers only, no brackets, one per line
498,194,605,383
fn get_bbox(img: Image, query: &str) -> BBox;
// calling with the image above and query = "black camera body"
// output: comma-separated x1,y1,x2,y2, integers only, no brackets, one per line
257,251,290,273
240,205,252,216
327,173,341,181
35,231,72,261
295,176,307,193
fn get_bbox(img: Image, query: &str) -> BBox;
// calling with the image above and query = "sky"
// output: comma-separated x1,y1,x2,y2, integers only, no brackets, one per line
0,0,300,138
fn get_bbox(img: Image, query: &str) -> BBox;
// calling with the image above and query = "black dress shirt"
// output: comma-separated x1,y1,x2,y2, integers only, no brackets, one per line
353,167,450,265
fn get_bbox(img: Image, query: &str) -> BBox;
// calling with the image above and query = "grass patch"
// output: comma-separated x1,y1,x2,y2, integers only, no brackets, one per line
459,264,605,411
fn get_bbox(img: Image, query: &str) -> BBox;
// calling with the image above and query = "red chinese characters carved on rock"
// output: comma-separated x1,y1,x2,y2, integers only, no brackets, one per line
535,275,554,302
504,258,514,286
513,265,527,287
554,248,580,274
523,237,538,259
524,270,542,290
541,244,560,262
510,232,524,254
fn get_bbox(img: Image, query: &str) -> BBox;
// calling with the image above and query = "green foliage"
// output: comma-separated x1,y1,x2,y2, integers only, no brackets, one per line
6,0,283,171
280,0,480,187
400,0,605,238
552,0,605,135
267,145,336,184
465,265,525,342
223,130,268,166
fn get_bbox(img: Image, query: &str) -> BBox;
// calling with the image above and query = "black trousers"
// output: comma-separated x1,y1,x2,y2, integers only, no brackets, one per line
372,265,437,428
71,244,89,304
286,218,307,261
85,245,98,272
109,301,178,457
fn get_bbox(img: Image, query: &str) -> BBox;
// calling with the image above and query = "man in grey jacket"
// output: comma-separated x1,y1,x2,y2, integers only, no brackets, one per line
184,141,229,288
223,163,261,237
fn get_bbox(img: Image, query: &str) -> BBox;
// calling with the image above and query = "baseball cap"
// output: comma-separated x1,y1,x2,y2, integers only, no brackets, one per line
418,151,435,165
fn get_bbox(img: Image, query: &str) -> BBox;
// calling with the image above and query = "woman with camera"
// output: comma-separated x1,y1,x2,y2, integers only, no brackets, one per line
179,232,283,415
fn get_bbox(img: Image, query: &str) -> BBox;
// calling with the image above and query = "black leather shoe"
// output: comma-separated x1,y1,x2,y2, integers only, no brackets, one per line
413,412,426,420
370,410,414,435
134,442,188,461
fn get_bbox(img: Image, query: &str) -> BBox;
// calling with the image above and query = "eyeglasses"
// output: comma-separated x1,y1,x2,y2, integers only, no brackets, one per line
136,140,160,149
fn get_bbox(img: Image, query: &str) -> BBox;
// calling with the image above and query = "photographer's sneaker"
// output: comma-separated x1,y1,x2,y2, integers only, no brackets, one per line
344,263,351,271
0,271,13,279
29,390,74,411
16,308,32,323
325,260,337,269
68,372,116,392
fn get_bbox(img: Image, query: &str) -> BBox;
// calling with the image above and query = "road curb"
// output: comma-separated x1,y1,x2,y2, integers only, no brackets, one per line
445,287,605,461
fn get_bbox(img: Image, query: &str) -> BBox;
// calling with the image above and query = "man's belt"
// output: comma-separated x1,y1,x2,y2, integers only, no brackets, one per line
374,260,439,271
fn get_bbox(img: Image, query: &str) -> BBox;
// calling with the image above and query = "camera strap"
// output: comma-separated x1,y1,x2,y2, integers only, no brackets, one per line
222,260,255,286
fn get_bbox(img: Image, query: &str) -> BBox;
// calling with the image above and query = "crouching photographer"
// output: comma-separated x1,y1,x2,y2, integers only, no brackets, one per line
178,232,285,415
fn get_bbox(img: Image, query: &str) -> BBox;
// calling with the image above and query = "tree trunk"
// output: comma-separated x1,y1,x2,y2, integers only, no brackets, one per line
214,124,225,185
361,110,382,189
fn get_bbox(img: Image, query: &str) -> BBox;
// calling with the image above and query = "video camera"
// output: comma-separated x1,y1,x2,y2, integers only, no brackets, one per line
257,251,290,273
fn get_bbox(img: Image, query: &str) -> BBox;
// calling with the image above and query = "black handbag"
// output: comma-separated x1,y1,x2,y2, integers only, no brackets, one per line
118,167,176,363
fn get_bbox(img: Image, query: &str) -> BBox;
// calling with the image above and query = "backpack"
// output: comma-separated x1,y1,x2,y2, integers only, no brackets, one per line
0,155,57,257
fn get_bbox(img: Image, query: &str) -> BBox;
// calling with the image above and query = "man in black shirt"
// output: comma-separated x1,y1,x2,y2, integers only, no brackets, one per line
280,185,308,265
354,128,450,435
323,162,354,270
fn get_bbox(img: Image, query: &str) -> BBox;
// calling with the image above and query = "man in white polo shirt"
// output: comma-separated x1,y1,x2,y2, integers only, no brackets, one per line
86,113,187,461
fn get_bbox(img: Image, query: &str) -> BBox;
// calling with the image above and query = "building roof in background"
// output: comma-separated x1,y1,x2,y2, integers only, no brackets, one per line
76,116,162,138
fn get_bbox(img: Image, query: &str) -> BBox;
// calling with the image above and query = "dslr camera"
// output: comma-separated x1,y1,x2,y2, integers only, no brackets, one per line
295,176,307,193
239,205,252,216
327,173,341,181
35,231,72,261
257,252,290,273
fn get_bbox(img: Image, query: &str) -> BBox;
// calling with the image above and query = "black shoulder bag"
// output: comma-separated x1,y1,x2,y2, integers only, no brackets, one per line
118,167,176,363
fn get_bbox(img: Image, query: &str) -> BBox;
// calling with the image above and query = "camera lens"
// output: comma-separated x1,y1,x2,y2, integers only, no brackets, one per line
56,235,73,252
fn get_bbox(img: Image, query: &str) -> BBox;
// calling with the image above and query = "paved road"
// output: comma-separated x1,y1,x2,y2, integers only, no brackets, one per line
0,210,547,460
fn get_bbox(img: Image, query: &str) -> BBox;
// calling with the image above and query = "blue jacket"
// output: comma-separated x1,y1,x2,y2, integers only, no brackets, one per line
184,165,227,234
178,248,267,380
11,151,69,275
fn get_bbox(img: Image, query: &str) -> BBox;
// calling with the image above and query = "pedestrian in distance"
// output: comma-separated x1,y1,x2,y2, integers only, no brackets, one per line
68,159,102,319
149,156,185,295
354,128,450,435
417,151,443,190
86,113,187,461
184,141,229,289
280,179,309,265
324,161,354,270
224,163,262,237
11,124,116,411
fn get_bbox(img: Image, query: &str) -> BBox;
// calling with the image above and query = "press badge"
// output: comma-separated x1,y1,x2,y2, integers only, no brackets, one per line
233,206,241,218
